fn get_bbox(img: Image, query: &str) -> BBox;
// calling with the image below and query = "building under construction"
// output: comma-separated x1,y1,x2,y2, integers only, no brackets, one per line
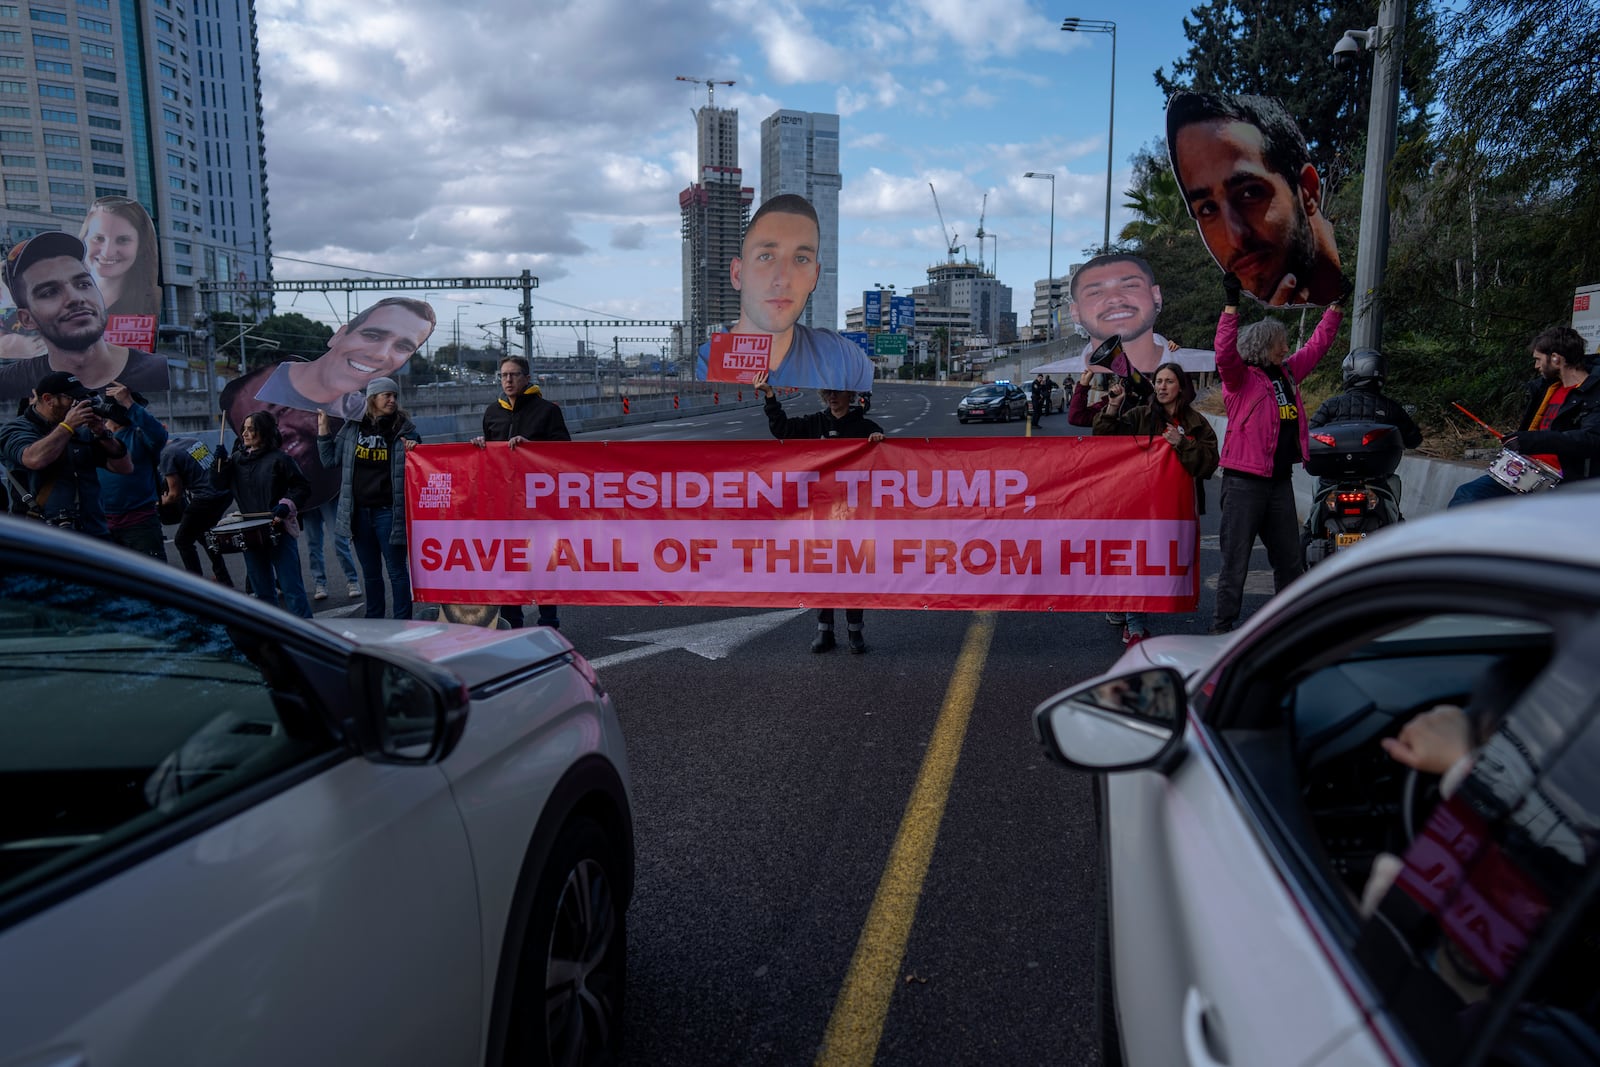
679,98,752,351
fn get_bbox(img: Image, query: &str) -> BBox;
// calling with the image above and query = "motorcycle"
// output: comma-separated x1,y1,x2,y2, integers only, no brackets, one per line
1302,420,1406,567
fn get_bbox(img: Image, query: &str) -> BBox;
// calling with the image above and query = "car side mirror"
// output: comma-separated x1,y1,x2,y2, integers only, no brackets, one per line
347,651,469,765
1034,666,1188,774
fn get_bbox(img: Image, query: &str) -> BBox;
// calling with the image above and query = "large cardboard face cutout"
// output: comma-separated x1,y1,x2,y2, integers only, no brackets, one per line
693,201,874,394
1166,92,1343,308
80,196,162,322
0,225,170,403
217,297,436,510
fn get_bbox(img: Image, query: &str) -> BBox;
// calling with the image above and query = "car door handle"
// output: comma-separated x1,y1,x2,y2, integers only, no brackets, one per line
1183,988,1229,1067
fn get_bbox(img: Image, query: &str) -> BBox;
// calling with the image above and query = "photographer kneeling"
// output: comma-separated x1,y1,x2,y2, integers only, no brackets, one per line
0,370,132,535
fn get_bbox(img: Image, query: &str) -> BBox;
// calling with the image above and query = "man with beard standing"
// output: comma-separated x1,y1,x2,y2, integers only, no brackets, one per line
1167,92,1343,308
0,232,170,403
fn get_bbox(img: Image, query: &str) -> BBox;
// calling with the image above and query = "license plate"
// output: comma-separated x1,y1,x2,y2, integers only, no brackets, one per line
1335,533,1365,547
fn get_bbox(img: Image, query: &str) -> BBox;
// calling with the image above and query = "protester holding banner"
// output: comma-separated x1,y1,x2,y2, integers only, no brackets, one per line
1094,363,1218,645
755,370,884,653
0,232,170,403
318,377,421,620
471,355,568,628
212,410,313,619
79,196,161,319
694,194,874,393
1212,272,1344,634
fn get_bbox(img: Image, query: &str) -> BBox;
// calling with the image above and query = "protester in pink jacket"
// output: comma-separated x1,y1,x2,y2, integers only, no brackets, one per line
1212,272,1345,634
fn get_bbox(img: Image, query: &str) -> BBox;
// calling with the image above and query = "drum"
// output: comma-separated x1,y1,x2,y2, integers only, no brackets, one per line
1487,448,1561,494
205,516,281,554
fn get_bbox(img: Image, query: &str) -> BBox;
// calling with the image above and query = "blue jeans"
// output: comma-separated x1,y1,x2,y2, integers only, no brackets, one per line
1448,474,1515,508
352,505,412,620
302,498,359,586
243,532,312,619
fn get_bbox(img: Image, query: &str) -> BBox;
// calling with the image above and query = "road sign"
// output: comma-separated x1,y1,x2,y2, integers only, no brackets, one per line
874,333,908,357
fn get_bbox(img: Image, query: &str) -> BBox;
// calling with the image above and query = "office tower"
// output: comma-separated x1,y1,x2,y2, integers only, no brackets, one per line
679,100,751,349
759,109,840,330
0,0,270,340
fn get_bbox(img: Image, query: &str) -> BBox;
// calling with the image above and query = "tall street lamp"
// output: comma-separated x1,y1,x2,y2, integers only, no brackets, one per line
1061,17,1117,254
1023,171,1055,338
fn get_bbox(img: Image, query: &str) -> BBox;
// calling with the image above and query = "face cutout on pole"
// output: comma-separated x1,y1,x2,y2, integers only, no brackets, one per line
1166,91,1343,308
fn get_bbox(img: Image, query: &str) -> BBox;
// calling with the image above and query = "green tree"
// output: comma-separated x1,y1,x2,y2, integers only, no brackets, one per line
1155,0,1438,195
1373,0,1600,440
1118,162,1188,247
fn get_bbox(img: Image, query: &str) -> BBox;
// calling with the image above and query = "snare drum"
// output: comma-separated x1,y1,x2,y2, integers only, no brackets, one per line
1488,448,1562,494
205,516,281,554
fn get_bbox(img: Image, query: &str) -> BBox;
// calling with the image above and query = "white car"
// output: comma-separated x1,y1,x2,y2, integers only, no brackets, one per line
0,516,632,1067
1036,489,1600,1066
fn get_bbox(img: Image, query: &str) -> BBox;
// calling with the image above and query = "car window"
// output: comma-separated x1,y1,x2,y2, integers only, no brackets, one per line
1357,662,1600,1065
1199,594,1600,1066
0,568,337,909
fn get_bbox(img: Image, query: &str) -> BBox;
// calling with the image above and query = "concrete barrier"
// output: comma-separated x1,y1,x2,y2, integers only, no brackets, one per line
1208,413,1482,520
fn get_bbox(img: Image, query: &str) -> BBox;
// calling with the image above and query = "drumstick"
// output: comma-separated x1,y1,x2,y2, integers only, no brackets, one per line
1452,401,1505,441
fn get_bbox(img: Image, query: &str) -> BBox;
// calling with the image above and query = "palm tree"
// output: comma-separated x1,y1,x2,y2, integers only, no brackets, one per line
1119,167,1190,248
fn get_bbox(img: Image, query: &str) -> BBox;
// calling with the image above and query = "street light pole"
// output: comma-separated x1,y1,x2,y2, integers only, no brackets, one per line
1061,18,1117,254
1345,0,1405,351
1023,171,1055,339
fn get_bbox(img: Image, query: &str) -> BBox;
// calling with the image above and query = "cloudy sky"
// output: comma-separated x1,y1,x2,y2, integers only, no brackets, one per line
256,0,1209,357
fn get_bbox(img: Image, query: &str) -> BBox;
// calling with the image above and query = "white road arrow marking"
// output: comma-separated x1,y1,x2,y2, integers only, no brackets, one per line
586,608,809,670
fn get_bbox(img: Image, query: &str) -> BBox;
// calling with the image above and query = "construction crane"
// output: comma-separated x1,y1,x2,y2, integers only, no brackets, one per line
928,182,962,263
974,192,988,273
676,75,735,108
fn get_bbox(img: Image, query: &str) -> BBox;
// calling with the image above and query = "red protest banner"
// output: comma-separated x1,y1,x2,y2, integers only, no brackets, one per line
704,333,771,383
405,438,1199,612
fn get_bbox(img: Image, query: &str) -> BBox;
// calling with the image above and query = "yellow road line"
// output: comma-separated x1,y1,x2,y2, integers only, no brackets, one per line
816,612,998,1066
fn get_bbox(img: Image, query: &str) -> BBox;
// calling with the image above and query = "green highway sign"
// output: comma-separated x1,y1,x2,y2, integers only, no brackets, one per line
874,332,908,356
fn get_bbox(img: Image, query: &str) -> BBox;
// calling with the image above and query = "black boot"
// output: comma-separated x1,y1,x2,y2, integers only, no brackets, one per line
812,628,836,653
847,627,866,654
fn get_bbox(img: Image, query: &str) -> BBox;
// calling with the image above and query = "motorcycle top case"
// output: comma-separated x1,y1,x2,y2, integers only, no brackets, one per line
1305,420,1404,479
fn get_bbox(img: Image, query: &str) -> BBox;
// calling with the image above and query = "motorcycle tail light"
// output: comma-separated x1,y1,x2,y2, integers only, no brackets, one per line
1312,433,1337,448
1362,427,1394,447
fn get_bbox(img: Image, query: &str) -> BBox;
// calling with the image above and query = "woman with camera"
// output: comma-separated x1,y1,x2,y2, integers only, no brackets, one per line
213,409,313,619
1093,362,1219,645
317,377,421,620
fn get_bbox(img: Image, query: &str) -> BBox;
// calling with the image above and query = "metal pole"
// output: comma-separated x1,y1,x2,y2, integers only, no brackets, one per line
519,270,534,371
1351,0,1405,352
1104,25,1116,254
1047,175,1055,338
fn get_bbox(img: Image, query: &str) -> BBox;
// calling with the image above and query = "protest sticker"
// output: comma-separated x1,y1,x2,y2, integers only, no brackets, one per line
703,333,772,383
406,438,1199,613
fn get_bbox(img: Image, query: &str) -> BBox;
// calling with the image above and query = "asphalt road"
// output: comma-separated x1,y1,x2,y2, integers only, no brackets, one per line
174,382,1271,1065
534,384,1262,1066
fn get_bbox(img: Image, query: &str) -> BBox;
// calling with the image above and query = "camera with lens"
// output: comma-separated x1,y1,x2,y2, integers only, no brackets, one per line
85,391,129,424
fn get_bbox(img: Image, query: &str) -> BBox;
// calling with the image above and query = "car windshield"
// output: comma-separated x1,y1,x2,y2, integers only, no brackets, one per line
967,387,1005,398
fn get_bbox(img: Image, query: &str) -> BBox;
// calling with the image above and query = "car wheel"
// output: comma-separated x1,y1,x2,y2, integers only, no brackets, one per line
999,406,1009,423
503,816,627,1067
958,416,968,424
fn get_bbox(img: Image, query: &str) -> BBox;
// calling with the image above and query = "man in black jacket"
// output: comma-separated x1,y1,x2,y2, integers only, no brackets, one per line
1450,327,1600,507
472,356,570,627
755,372,885,653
